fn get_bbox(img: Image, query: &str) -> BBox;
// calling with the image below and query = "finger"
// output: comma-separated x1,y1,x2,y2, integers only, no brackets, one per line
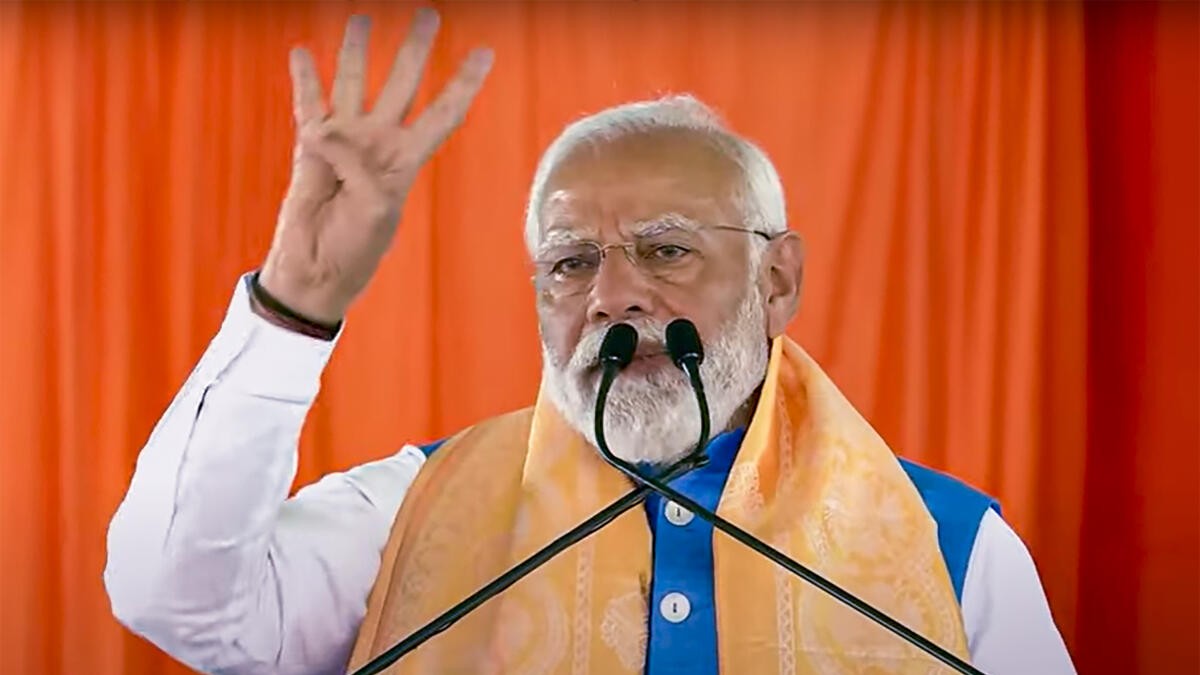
370,7,440,124
331,14,371,118
289,47,327,127
408,47,494,161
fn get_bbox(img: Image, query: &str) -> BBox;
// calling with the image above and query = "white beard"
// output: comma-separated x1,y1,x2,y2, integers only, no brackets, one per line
541,284,770,465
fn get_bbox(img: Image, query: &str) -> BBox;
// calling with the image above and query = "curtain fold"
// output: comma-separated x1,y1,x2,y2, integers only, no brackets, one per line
0,2,1194,674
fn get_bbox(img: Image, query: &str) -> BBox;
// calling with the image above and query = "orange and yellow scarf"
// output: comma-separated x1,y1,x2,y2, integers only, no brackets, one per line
348,337,971,673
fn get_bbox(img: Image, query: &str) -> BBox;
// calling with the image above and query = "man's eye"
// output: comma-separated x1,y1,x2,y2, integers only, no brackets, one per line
552,256,596,275
647,244,692,261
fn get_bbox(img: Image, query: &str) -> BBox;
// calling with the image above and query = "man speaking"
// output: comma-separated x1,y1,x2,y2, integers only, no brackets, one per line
104,9,1074,675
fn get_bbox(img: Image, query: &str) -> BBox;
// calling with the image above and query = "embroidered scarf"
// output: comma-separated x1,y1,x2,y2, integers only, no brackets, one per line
348,337,970,673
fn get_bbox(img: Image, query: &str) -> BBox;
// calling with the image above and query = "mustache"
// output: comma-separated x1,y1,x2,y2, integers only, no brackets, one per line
567,319,670,373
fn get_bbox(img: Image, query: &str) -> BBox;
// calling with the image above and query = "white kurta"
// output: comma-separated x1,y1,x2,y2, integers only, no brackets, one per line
104,274,1077,675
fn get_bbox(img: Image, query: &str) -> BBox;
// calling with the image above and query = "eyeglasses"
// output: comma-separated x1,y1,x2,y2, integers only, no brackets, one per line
533,225,783,299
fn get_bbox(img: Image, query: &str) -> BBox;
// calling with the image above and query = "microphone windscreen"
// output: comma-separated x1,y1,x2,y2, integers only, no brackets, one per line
600,323,638,369
666,319,704,367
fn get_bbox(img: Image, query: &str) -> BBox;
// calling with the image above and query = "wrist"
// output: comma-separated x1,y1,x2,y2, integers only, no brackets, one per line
248,271,342,341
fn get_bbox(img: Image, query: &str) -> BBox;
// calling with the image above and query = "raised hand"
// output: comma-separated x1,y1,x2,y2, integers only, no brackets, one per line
260,10,493,324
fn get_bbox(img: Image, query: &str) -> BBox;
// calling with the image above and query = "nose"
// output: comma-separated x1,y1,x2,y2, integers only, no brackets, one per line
587,249,655,324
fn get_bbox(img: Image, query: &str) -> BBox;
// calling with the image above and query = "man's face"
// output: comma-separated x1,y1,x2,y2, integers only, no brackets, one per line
534,131,774,463
536,132,757,376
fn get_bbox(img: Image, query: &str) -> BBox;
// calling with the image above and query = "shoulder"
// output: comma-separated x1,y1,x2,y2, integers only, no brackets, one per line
386,408,536,528
416,437,449,458
897,458,1001,601
962,509,1076,672
415,407,536,460
897,458,1001,518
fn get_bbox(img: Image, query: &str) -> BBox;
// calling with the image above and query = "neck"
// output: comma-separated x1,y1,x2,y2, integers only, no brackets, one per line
723,384,762,436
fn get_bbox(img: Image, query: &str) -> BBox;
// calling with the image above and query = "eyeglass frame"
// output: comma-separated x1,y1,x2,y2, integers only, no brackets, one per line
531,225,788,297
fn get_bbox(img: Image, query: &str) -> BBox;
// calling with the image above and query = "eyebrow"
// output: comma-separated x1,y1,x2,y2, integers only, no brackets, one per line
535,227,587,255
535,212,704,255
630,213,703,238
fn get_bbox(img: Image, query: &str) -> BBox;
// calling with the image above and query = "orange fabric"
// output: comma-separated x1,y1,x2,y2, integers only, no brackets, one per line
0,2,1195,674
348,338,968,673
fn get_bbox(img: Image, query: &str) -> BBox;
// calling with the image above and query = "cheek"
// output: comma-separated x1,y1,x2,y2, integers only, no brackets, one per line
664,272,750,338
692,310,734,346
538,306,585,363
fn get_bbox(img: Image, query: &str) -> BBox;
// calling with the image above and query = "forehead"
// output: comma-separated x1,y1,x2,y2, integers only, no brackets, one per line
538,131,745,241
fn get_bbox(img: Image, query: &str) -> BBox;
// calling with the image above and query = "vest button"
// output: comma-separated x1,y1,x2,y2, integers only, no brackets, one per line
664,501,695,526
659,592,691,623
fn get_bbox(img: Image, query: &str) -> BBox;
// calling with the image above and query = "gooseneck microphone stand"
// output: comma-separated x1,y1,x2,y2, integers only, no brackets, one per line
349,326,712,675
594,320,984,675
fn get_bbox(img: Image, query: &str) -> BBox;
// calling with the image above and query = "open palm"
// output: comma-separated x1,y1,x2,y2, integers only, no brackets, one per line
261,9,492,324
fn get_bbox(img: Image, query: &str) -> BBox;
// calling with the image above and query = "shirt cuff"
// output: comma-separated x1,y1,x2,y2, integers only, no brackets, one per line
208,273,342,403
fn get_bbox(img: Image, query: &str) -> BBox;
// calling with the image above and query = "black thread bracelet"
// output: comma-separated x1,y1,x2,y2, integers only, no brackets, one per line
249,271,343,334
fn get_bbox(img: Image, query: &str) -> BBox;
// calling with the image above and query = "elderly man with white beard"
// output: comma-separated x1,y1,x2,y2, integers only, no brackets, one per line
104,10,1075,675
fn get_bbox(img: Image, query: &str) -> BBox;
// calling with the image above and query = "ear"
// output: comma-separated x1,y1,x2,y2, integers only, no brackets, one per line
761,232,805,339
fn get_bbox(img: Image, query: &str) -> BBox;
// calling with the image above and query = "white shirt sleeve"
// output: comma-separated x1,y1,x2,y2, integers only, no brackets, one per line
103,274,428,675
960,509,1077,675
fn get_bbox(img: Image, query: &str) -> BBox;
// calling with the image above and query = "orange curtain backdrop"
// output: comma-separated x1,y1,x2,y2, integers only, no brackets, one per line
0,2,1194,675
1080,3,1200,673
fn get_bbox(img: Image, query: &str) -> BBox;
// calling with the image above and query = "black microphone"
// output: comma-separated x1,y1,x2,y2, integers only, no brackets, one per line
666,317,704,368
594,321,713,483
594,319,984,675
665,318,709,447
600,321,712,468
350,324,709,675
600,321,638,368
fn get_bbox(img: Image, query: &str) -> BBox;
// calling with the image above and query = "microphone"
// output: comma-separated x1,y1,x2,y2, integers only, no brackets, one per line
599,321,638,368
593,319,983,675
594,320,713,479
350,324,710,675
666,317,704,368
665,318,709,448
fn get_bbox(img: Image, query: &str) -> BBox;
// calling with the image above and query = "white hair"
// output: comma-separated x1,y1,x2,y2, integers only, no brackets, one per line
523,94,788,255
